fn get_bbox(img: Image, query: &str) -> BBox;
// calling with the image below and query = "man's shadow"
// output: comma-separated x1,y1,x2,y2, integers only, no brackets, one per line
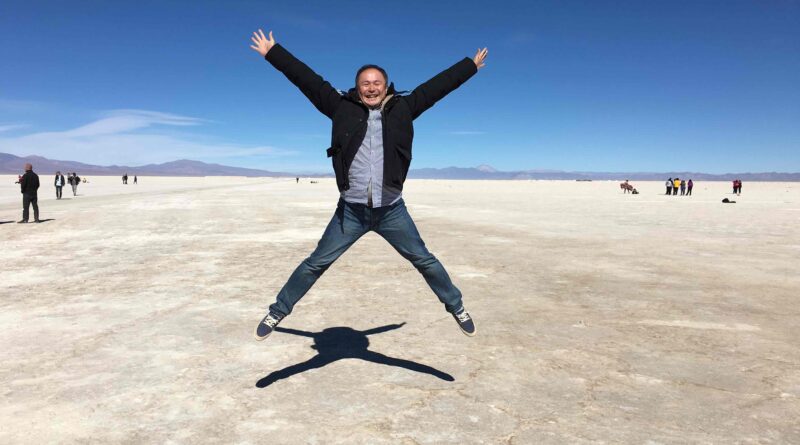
256,323,454,388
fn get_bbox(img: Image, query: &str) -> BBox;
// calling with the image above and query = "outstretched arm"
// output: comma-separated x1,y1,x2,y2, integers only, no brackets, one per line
406,47,488,119
362,322,406,336
249,28,341,119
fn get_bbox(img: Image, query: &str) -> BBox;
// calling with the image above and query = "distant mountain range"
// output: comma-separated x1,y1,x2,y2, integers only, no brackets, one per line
2,152,799,181
0,153,297,177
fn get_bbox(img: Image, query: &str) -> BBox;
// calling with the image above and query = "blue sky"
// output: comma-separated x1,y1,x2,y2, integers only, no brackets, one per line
1,0,798,173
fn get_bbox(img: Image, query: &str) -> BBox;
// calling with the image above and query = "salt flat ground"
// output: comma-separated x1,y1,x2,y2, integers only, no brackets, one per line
1,175,798,444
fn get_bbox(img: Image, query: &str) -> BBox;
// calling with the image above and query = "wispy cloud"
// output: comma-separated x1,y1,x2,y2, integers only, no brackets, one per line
0,123,30,132
62,109,204,137
0,109,297,166
449,130,487,136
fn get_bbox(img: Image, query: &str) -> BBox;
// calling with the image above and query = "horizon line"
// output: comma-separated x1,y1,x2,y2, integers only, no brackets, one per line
1,152,799,176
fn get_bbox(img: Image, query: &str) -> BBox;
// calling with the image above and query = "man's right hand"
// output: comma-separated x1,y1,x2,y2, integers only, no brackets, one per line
250,29,276,57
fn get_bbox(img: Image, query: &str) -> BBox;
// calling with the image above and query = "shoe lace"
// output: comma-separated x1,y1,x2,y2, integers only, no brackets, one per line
262,315,281,328
455,311,471,323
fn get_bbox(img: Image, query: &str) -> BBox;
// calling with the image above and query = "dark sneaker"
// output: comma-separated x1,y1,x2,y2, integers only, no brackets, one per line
254,312,283,341
17,220,28,224
452,308,476,337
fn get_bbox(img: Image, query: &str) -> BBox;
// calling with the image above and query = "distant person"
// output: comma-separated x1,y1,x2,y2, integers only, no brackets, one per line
133,175,138,184
620,180,632,193
732,179,737,194
672,177,680,195
82,177,88,183
296,177,299,184
122,173,128,185
68,172,80,196
686,179,693,196
249,27,484,341
679,179,686,196
666,178,673,195
54,171,65,199
736,179,742,195
18,163,40,223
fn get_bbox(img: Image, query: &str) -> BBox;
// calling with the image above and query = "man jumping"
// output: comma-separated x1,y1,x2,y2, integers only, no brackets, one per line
250,28,487,341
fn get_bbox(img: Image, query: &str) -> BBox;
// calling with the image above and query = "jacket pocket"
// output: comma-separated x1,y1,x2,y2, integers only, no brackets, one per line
327,146,347,190
326,146,340,158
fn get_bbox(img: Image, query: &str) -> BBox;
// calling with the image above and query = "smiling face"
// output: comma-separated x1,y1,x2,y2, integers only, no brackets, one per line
357,68,388,109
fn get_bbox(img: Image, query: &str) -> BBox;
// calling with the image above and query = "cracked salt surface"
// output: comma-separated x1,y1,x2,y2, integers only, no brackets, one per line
2,177,799,443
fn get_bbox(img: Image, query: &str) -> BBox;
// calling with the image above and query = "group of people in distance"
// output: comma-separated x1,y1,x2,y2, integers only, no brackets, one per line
54,171,83,199
620,180,638,194
732,179,743,195
122,173,137,184
14,164,141,224
13,163,87,223
666,177,693,196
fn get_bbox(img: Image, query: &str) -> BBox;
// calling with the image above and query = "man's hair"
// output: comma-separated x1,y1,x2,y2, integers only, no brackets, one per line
355,64,388,86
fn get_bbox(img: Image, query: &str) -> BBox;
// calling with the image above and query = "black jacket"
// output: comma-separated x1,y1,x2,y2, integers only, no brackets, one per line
265,44,477,192
54,174,65,187
20,171,40,195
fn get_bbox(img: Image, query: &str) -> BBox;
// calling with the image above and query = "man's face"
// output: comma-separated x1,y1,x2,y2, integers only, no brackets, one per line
357,68,387,108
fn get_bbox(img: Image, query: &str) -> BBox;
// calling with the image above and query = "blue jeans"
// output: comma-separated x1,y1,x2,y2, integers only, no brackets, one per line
269,198,464,317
